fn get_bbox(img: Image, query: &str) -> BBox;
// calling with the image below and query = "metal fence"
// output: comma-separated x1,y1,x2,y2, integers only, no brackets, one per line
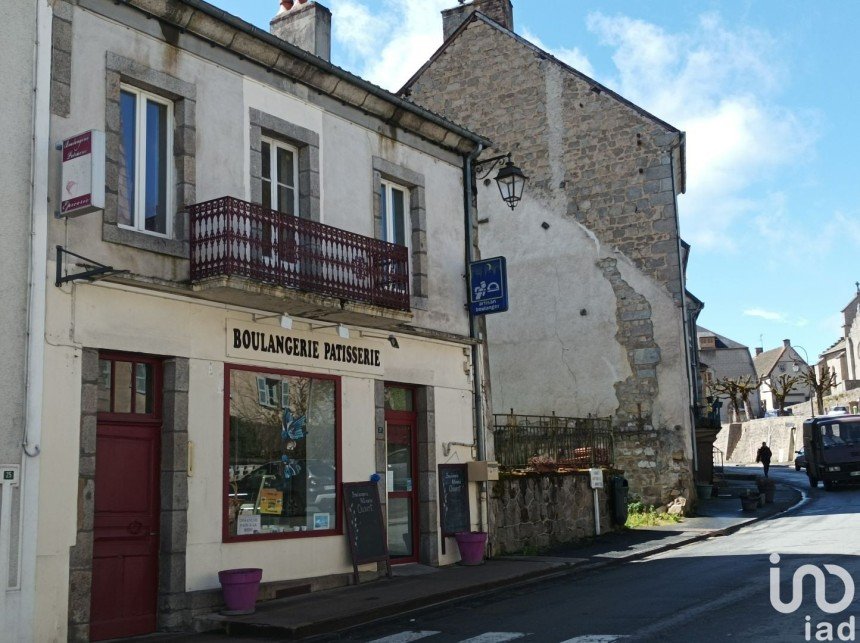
492,413,614,468
189,196,410,311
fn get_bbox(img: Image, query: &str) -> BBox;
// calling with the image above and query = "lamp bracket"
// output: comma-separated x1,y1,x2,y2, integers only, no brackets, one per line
474,153,511,180
55,245,128,287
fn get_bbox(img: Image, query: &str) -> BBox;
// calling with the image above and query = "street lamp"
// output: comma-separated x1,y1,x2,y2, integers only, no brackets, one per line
475,153,528,210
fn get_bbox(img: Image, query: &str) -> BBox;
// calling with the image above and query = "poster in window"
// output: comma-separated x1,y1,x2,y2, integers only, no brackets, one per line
313,512,330,530
258,488,284,515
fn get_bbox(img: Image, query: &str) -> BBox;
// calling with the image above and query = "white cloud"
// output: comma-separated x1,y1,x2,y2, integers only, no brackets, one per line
744,309,787,322
583,12,819,252
330,0,451,91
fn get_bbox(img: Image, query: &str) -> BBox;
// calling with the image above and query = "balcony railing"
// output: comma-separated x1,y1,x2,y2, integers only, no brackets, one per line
189,197,410,311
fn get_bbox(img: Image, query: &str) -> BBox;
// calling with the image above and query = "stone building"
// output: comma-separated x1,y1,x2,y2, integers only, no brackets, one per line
838,285,860,391
27,0,498,639
402,0,696,504
697,326,761,422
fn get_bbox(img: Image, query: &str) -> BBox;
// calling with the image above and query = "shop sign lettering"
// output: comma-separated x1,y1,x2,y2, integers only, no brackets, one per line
227,323,384,375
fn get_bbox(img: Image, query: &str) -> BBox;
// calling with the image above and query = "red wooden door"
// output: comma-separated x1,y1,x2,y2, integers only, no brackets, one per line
385,385,418,563
90,356,162,641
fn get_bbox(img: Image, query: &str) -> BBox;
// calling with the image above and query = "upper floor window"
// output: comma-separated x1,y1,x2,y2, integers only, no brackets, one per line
380,180,409,248
118,85,173,237
261,137,298,217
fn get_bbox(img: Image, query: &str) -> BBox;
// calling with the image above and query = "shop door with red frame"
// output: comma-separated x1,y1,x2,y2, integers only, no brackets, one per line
90,355,162,641
385,385,418,563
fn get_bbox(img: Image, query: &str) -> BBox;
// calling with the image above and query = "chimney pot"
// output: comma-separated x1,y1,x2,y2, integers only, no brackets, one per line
442,0,513,41
755,347,763,356
783,339,791,347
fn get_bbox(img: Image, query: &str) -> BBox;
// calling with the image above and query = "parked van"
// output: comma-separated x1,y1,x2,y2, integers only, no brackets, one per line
802,415,860,490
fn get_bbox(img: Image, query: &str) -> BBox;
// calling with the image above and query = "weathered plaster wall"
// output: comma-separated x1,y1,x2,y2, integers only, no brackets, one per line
407,17,693,505
490,473,611,555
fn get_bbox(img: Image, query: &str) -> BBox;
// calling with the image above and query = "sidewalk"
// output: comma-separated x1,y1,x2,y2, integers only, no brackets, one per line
152,472,802,641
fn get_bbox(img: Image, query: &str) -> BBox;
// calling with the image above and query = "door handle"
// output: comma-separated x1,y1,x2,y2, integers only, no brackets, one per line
127,521,143,535
149,532,158,536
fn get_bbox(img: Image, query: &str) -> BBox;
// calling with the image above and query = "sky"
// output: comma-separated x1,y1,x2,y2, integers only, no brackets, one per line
213,0,858,361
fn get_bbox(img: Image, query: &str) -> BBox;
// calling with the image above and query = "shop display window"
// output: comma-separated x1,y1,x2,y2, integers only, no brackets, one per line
225,365,339,540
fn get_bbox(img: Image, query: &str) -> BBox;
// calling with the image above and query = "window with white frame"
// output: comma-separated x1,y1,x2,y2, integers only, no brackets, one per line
261,137,298,216
380,180,409,248
118,85,173,236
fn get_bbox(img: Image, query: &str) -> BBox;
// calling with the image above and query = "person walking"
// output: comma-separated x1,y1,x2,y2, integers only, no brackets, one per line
756,441,773,477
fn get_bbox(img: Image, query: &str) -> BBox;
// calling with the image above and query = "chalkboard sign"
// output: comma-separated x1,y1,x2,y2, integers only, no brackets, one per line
343,482,390,582
438,464,469,545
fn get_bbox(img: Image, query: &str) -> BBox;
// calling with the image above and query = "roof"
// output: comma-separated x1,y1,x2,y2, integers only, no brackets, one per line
399,9,684,187
753,346,786,379
821,338,846,358
122,0,491,154
696,326,748,350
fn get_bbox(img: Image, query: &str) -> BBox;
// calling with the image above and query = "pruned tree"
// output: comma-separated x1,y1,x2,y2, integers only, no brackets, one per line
799,365,837,416
712,377,743,423
735,375,760,421
770,373,800,416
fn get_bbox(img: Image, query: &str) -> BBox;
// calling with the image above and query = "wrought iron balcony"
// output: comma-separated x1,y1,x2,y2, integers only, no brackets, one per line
189,197,410,312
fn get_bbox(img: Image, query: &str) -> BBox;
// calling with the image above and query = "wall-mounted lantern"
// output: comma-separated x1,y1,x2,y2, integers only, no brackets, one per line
475,153,528,210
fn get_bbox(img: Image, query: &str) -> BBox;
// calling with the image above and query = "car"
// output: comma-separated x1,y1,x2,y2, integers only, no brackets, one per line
794,448,806,471
827,406,849,416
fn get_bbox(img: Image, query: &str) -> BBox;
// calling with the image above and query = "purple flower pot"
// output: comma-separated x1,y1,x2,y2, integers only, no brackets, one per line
218,568,262,615
454,532,487,565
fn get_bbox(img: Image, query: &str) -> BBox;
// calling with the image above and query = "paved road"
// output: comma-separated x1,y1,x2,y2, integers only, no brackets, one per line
322,467,860,642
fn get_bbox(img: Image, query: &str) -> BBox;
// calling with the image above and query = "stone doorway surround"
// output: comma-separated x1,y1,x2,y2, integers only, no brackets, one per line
67,349,190,641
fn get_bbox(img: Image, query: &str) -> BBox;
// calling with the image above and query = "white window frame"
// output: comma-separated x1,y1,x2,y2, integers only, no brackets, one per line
261,136,299,217
380,179,410,250
118,84,174,238
256,376,280,408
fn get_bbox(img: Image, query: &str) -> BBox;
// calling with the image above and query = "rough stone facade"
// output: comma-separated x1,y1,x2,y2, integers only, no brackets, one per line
404,11,694,506
490,473,611,555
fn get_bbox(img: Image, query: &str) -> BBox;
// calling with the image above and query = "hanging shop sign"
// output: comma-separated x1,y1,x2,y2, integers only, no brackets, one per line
227,322,384,375
60,130,106,217
469,256,509,316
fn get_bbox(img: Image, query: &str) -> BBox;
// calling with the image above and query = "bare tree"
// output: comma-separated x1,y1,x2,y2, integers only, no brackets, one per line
799,365,837,416
770,373,799,416
735,375,760,420
712,377,742,423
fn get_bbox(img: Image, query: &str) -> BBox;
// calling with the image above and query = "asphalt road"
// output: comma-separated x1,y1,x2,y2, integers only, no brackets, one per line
323,467,860,643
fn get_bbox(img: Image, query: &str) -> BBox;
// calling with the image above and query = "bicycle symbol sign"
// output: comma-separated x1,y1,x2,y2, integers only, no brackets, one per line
469,257,508,316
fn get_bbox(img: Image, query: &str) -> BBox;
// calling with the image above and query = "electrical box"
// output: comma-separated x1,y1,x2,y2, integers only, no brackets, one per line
467,460,499,481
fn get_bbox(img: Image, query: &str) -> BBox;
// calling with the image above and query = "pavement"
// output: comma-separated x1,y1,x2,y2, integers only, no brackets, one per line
136,467,802,642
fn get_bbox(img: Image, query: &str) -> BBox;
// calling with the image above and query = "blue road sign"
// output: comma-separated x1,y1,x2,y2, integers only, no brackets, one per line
469,256,508,316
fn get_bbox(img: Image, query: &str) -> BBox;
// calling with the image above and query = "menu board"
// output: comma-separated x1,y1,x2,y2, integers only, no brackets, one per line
438,464,469,537
343,482,390,581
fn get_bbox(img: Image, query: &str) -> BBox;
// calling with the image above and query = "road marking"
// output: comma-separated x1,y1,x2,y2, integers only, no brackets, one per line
367,631,441,643
459,634,527,642
559,637,627,642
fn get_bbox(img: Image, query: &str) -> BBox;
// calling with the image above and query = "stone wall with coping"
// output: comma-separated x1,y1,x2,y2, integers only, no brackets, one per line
489,472,612,555
715,419,801,465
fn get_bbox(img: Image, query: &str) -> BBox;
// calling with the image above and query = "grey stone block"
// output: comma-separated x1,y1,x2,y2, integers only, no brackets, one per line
50,80,70,117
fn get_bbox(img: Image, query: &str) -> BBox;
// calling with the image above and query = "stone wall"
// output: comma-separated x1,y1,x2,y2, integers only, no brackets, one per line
715,419,801,465
615,428,694,506
490,472,612,556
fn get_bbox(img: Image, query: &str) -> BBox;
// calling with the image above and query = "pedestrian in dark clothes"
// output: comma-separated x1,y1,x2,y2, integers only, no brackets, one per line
756,441,773,477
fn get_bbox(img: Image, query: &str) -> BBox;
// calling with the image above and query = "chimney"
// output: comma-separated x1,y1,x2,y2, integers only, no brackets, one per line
783,339,791,348
755,347,763,356
271,0,332,62
442,0,514,41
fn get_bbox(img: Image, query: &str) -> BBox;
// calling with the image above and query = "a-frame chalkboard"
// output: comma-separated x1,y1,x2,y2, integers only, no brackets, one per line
343,481,390,583
438,464,469,554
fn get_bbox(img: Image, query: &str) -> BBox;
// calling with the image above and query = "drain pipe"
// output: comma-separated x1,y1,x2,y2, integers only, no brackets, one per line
463,142,485,532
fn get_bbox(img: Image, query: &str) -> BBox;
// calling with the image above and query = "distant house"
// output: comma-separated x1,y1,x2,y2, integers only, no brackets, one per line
754,339,810,413
697,327,761,422
819,338,849,394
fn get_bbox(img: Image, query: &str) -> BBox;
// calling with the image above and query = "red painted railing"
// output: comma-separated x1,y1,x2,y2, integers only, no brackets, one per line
189,197,410,311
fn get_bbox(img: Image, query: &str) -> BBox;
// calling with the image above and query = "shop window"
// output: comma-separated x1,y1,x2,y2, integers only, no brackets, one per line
226,366,339,540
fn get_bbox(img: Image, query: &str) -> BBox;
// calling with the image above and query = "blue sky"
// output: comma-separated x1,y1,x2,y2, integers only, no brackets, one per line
214,0,858,361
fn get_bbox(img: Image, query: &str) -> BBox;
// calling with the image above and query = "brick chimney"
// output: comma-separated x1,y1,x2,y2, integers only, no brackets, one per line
783,339,791,348
755,347,763,356
442,0,513,41
271,0,332,62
